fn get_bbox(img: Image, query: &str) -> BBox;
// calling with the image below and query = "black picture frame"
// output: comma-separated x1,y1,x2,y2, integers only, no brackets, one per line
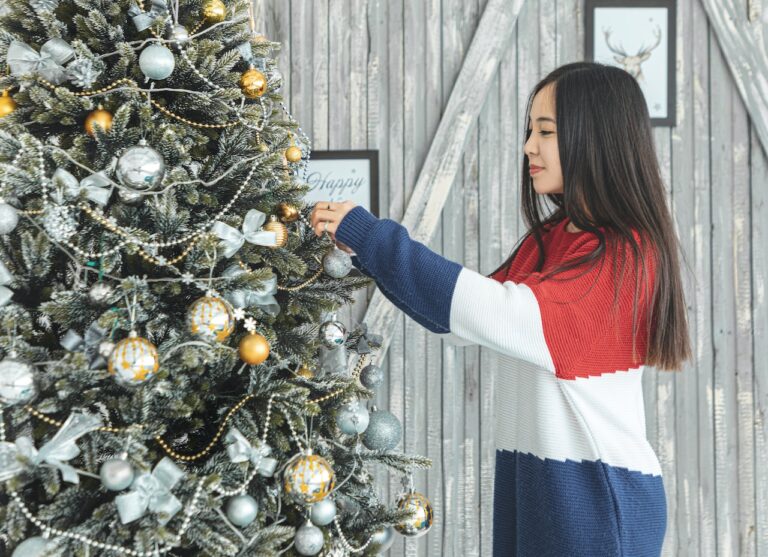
304,150,380,218
585,0,677,127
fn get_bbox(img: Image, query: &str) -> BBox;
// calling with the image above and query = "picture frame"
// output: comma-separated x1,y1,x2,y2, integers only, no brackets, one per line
585,0,677,127
302,150,380,217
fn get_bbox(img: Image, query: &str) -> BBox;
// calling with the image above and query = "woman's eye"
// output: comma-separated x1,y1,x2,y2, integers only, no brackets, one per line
540,131,554,136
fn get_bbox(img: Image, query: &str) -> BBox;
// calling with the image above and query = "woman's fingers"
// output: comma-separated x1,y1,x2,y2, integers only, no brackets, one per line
313,219,338,238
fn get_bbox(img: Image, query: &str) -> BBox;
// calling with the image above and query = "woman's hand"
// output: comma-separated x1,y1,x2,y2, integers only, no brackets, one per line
310,200,357,254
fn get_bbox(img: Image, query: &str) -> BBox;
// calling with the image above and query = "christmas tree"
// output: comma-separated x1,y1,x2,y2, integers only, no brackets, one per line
0,0,433,555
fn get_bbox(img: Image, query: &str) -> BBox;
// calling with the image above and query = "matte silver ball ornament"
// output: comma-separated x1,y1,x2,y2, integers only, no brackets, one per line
0,355,36,406
322,247,353,278
11,536,56,557
359,363,384,390
226,494,259,527
0,202,19,234
309,497,336,526
362,407,402,451
139,43,175,80
294,521,324,556
335,398,369,435
99,458,135,491
319,319,347,349
88,282,113,305
116,142,165,191
370,526,395,552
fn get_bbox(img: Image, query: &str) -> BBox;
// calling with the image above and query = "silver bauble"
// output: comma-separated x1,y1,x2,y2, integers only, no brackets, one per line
0,356,36,405
116,142,165,191
42,204,77,239
322,247,353,278
88,281,113,305
370,526,395,552
362,408,402,451
170,24,190,43
319,320,347,349
335,399,369,435
359,363,384,390
12,536,56,557
98,340,116,359
294,521,324,556
99,458,134,491
226,494,259,527
139,43,175,80
0,202,19,234
309,497,336,526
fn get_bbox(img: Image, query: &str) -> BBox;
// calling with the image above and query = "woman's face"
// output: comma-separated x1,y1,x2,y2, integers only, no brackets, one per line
524,83,563,195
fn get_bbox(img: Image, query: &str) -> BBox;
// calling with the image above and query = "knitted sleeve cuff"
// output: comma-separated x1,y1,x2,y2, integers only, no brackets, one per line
335,205,379,257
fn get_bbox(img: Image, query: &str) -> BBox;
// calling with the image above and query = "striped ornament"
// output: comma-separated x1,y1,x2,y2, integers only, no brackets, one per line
186,296,235,342
107,335,159,385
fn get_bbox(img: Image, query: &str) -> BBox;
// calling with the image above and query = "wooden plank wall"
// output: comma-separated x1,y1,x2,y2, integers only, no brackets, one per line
258,0,768,555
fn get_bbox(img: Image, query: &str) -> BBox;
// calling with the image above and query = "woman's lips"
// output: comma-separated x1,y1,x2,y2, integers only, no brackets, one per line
530,165,543,175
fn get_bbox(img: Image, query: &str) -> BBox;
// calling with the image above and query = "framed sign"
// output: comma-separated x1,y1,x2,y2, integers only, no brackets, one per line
585,0,676,127
303,150,380,217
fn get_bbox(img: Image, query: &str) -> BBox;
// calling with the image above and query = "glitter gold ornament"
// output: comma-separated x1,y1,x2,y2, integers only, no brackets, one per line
187,296,235,342
296,364,314,378
277,202,299,223
394,491,433,537
283,451,336,505
239,332,270,365
85,106,113,136
239,67,267,99
107,332,159,385
262,215,288,247
202,0,227,22
0,89,17,118
285,145,302,163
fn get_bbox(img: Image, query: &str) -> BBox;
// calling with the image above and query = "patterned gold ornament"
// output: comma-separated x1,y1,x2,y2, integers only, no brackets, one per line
187,296,235,342
283,451,336,505
239,332,270,365
277,202,300,223
0,89,17,118
285,145,302,163
85,106,113,136
394,491,433,537
262,215,288,247
107,333,159,385
296,364,314,378
239,67,267,99
202,0,226,22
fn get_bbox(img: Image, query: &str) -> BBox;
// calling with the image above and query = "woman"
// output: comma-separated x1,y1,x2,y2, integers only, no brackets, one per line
310,62,691,557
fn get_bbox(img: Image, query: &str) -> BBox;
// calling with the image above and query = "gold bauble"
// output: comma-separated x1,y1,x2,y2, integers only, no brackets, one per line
187,296,235,342
107,333,160,385
239,68,267,99
283,452,336,505
394,491,433,537
285,145,302,163
239,332,270,365
296,365,314,378
277,202,299,223
263,215,288,247
202,0,226,22
85,107,113,136
0,90,17,118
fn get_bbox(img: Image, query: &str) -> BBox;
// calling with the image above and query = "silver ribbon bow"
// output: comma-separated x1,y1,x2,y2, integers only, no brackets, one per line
53,168,112,206
224,428,278,477
212,209,278,258
60,322,109,369
0,259,13,307
116,457,184,525
128,0,169,32
7,39,76,85
221,265,280,316
0,411,102,483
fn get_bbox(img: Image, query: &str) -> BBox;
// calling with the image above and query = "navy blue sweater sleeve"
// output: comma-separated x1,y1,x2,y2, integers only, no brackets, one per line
335,206,462,333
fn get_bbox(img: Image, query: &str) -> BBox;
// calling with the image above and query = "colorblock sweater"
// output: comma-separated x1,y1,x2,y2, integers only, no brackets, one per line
334,206,667,557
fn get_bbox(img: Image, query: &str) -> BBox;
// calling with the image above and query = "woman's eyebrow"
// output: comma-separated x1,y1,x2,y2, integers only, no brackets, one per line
527,116,557,125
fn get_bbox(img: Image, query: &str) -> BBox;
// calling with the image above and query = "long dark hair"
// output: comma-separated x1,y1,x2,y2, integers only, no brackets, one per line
489,62,691,371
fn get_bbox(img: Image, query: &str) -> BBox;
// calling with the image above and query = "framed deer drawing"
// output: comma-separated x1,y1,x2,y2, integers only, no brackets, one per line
585,0,676,127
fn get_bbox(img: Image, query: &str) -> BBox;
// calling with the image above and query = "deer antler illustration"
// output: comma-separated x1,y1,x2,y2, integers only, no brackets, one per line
602,25,662,82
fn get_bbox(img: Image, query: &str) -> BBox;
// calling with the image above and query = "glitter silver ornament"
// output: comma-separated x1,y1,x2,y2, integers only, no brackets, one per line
99,458,135,491
170,24,190,43
116,142,165,191
319,320,347,349
139,43,175,80
66,57,102,88
98,340,115,359
42,204,77,239
322,247,353,278
359,363,384,390
0,355,36,406
226,494,259,527
309,497,336,526
11,536,56,557
335,399,369,435
370,526,395,552
0,202,19,234
88,281,113,305
362,407,402,451
294,521,324,556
